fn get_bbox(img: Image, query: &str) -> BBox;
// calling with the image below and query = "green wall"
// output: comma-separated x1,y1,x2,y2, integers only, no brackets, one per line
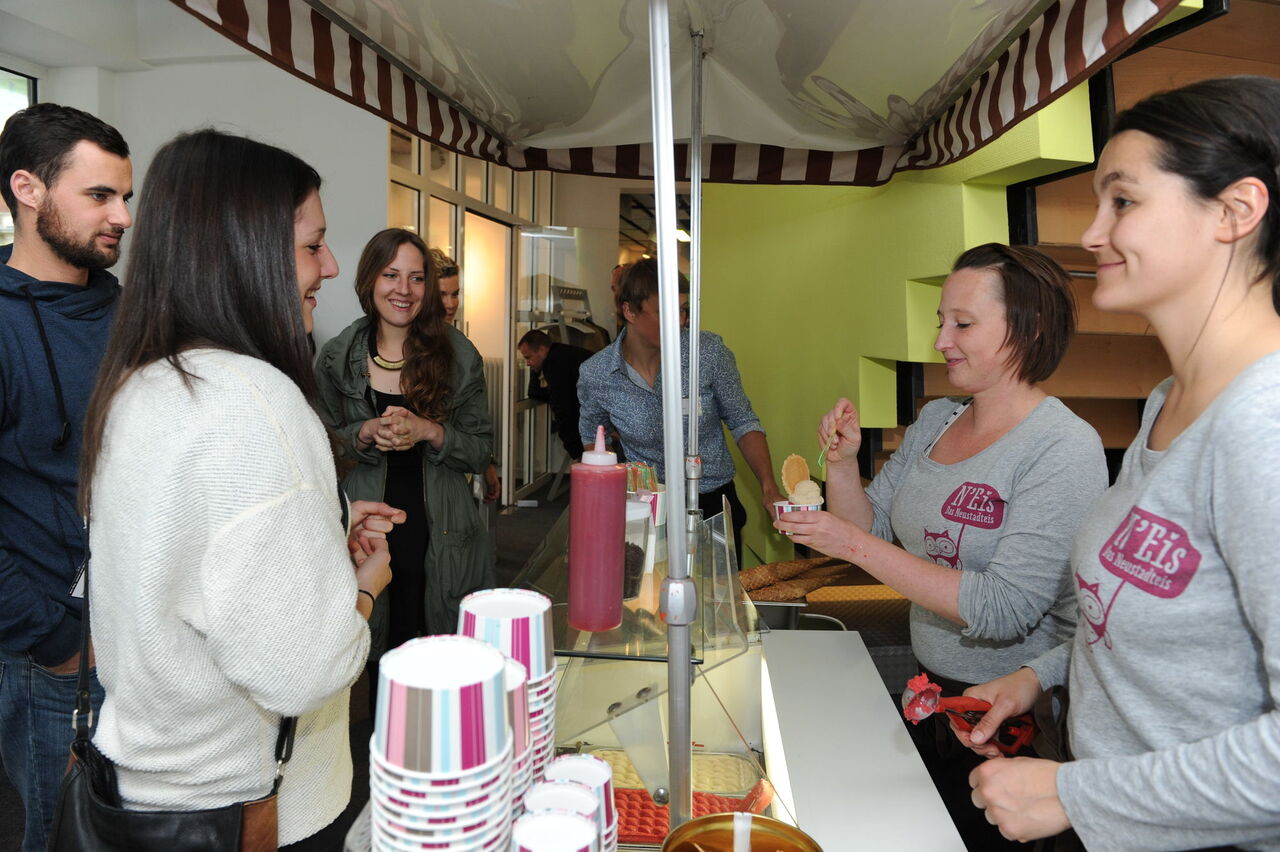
702,86,1095,566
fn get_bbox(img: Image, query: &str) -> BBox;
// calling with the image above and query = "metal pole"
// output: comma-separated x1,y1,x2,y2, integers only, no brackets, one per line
646,0,694,830
684,30,705,515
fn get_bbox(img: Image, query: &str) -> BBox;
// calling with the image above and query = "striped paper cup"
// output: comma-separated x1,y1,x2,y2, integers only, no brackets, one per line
458,589,555,680
368,757,506,803
544,754,615,828
371,795,501,836
371,770,511,820
374,636,511,775
513,810,599,852
370,780,502,819
773,500,822,535
523,780,600,831
370,737,512,793
528,667,557,693
504,658,531,756
371,810,508,852
372,798,512,839
511,757,536,811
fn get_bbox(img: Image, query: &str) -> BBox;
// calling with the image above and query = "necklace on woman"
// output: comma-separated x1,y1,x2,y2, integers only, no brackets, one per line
368,322,405,370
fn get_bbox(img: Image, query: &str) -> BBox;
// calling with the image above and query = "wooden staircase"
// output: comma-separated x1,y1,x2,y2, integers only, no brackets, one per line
872,245,1169,477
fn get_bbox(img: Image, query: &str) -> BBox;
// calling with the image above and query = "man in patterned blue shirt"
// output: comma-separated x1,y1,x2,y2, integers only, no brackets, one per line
577,259,783,556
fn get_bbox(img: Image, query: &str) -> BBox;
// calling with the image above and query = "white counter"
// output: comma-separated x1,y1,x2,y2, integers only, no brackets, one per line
761,630,965,851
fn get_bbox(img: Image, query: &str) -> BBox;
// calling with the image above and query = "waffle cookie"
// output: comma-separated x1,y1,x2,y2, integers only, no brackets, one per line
591,749,757,795
738,556,844,591
748,576,835,602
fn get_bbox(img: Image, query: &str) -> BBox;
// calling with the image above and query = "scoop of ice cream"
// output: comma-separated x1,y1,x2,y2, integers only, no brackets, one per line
902,674,942,725
788,479,822,505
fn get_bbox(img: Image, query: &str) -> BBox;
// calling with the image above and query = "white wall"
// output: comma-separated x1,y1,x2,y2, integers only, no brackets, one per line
109,56,387,347
554,172,625,334
5,0,387,347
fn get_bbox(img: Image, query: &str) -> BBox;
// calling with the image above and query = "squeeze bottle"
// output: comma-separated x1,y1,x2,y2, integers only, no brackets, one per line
568,425,627,631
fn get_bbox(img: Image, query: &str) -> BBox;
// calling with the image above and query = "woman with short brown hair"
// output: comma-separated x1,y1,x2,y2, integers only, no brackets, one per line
778,242,1107,849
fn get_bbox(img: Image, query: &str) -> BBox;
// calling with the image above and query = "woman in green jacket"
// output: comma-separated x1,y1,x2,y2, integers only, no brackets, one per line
316,229,493,672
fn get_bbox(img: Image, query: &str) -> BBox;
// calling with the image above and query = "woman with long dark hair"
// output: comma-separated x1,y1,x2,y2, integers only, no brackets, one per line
962,77,1280,851
80,129,394,849
316,229,493,667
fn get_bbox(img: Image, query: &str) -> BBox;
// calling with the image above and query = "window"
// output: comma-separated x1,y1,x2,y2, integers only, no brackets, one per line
386,122,554,504
0,68,36,246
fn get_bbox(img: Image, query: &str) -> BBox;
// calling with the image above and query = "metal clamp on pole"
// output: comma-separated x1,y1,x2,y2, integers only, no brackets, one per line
660,576,698,627
684,455,702,513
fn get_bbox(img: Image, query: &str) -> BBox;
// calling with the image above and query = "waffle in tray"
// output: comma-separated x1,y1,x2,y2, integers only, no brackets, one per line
738,555,844,591
742,557,852,602
589,748,757,795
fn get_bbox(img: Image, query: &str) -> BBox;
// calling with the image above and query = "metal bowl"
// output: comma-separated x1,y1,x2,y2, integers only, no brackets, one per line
661,813,823,851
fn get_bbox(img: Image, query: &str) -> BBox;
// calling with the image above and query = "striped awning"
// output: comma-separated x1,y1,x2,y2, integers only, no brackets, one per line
171,0,1182,186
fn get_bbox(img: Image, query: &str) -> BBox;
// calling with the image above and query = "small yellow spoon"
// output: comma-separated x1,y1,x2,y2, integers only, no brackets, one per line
816,432,837,475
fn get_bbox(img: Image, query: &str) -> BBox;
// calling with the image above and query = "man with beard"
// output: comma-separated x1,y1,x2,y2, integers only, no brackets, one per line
0,103,131,852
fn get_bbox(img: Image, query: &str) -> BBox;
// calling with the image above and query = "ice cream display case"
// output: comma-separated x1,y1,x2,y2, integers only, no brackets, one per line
511,507,790,847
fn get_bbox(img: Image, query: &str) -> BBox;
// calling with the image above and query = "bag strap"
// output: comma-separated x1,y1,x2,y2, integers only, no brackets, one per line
76,519,297,780
72,525,93,743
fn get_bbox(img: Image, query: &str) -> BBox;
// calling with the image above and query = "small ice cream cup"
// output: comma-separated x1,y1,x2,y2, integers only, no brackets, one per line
775,500,822,535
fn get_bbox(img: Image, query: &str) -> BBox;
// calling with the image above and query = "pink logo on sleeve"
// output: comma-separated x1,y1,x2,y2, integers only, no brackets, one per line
1098,507,1201,598
941,482,1006,529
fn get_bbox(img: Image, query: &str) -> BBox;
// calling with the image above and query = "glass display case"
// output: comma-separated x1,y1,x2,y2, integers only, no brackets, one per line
512,507,792,846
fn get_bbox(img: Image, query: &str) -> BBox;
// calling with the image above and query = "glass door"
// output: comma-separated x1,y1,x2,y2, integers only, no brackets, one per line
512,227,576,499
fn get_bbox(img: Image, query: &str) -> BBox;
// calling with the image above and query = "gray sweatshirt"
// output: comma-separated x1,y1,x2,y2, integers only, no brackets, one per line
1034,355,1280,852
866,396,1107,684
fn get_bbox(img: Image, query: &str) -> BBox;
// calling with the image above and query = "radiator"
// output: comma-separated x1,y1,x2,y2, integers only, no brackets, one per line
481,357,503,460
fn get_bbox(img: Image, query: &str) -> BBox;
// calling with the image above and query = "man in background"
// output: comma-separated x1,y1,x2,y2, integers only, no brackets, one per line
0,103,132,851
518,328,591,461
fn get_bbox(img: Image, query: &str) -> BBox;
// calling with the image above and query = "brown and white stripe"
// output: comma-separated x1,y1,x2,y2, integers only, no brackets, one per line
171,0,1180,187
897,0,1181,174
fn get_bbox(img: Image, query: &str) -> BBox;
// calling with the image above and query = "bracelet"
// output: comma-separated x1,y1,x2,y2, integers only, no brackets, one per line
358,589,376,606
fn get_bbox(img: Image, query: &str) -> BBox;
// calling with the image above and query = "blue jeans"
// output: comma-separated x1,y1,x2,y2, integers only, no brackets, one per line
0,648,104,852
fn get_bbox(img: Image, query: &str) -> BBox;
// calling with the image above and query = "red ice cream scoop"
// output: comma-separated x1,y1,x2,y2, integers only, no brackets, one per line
901,673,1035,756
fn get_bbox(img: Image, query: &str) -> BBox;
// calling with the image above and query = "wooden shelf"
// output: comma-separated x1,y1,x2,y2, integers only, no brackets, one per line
922,334,1169,401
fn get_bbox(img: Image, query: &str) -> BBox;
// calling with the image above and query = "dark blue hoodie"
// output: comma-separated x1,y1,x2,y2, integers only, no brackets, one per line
0,243,119,666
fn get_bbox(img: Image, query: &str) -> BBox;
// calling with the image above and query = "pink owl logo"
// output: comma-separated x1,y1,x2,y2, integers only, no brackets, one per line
923,528,962,570
1077,572,1120,649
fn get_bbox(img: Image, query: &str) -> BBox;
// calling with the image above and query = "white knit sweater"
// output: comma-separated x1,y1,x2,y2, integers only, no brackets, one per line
89,349,370,845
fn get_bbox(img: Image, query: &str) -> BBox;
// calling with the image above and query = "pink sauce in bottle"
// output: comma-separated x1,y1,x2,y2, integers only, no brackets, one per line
568,426,627,631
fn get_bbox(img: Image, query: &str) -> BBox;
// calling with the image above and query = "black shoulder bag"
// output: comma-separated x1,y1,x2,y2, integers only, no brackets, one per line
46,531,296,852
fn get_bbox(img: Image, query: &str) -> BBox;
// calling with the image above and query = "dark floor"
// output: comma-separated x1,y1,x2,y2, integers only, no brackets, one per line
0,481,569,849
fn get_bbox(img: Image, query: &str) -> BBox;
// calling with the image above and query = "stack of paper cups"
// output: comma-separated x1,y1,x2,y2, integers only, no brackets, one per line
458,589,559,776
503,658,534,815
511,810,599,852
369,636,514,851
543,755,617,852
523,780,605,844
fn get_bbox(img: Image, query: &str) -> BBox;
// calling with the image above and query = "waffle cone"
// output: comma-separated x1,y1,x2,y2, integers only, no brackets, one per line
781,453,810,495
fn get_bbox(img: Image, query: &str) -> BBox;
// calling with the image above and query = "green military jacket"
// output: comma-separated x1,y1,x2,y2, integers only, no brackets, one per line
315,316,494,648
